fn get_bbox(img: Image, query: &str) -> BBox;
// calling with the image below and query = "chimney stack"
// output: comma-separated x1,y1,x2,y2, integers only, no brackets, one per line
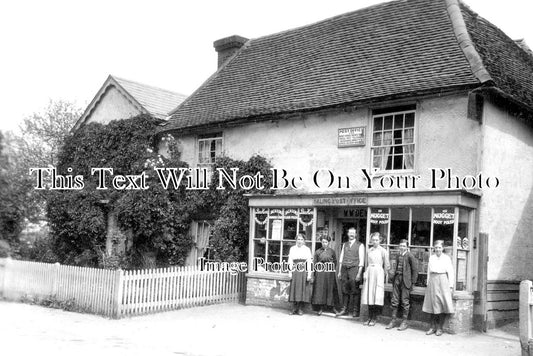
213,35,248,68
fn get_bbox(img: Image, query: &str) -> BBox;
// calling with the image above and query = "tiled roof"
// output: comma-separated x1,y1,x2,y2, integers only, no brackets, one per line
74,75,187,130
460,4,533,110
163,0,533,132
113,76,187,120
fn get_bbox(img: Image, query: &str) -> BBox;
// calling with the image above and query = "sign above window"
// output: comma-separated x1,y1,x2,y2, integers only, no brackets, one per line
313,196,367,206
338,127,366,147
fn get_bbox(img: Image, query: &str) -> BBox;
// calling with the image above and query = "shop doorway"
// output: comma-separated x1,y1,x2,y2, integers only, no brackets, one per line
334,213,367,257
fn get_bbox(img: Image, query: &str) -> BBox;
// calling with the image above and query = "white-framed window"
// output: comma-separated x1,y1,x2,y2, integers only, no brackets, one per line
371,107,416,171
198,132,223,166
251,208,316,273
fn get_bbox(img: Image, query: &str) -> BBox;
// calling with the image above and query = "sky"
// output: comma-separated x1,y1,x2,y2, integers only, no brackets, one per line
1,0,532,132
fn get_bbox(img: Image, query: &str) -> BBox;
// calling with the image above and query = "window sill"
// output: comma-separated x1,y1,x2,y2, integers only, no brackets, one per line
384,284,473,298
369,169,416,177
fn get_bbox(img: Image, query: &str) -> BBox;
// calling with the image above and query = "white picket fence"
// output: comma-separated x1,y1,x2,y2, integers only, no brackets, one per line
0,258,245,318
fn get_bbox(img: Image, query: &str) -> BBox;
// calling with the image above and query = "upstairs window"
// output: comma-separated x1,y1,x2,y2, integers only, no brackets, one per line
371,106,416,171
198,132,223,166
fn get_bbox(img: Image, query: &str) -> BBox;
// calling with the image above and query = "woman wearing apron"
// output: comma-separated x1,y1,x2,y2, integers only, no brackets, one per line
288,232,312,315
422,240,455,336
362,232,390,326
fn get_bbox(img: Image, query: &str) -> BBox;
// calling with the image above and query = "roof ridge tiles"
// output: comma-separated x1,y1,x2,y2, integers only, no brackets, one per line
111,75,185,98
247,0,398,43
445,0,492,84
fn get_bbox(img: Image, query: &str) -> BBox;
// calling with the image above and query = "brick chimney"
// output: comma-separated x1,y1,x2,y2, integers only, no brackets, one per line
213,35,248,68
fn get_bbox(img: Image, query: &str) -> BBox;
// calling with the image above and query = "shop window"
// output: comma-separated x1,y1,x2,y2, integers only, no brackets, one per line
390,207,409,245
371,107,415,171
251,208,315,273
378,206,472,290
455,208,470,291
370,207,389,239
433,207,455,252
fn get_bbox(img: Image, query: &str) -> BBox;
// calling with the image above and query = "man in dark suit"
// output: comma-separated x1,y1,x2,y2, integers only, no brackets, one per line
386,239,418,331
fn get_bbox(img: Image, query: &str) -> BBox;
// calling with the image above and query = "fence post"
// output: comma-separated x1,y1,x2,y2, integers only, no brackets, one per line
113,269,124,318
519,280,533,356
1,257,11,298
51,262,60,296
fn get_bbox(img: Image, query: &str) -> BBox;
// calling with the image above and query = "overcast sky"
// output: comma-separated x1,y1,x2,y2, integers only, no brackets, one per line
1,0,531,132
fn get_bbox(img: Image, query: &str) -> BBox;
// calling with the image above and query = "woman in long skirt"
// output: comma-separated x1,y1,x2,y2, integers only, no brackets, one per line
362,232,390,326
288,232,312,315
422,240,455,336
312,235,338,315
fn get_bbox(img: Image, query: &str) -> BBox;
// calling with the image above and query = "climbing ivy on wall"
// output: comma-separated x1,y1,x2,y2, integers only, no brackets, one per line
47,114,272,268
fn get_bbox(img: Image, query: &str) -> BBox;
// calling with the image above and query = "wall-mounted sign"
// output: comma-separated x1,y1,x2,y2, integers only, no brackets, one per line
433,208,455,225
338,127,366,148
338,209,367,218
313,196,367,206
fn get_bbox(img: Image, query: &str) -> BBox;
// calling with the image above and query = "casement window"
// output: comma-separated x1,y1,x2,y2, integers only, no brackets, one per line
371,206,473,292
371,106,416,171
198,132,223,166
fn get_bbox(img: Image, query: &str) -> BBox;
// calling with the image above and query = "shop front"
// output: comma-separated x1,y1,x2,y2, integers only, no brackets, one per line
245,190,480,333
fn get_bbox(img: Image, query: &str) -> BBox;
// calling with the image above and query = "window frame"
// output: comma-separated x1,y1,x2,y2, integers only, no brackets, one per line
249,207,317,275
197,132,223,167
367,206,474,294
370,107,417,173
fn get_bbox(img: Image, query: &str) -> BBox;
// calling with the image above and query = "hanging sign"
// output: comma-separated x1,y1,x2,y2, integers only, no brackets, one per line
338,127,366,147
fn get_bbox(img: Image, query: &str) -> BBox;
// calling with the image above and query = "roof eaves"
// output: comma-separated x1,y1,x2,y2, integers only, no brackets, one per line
160,83,477,134
445,0,492,84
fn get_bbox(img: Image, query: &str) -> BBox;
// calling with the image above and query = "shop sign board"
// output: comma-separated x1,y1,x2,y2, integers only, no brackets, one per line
313,196,367,206
370,209,389,224
339,209,367,218
433,208,455,225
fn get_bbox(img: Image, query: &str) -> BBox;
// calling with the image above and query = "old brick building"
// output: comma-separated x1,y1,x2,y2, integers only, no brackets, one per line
159,0,533,332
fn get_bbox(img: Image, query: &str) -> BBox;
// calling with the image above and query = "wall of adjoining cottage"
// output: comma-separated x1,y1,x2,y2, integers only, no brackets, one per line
85,86,142,125
479,99,533,282
162,94,481,193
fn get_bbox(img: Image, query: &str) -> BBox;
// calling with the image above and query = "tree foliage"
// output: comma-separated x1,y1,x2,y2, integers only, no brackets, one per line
49,115,194,267
0,131,24,245
47,114,272,268
208,155,272,262
3,100,82,225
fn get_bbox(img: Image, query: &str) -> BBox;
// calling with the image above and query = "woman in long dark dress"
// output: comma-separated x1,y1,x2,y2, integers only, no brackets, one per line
312,236,338,315
288,232,312,315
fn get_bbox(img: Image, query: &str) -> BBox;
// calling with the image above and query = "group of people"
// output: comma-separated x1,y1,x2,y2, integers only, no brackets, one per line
287,228,455,336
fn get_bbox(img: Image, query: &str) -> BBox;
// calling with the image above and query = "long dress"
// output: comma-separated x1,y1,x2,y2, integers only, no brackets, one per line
422,253,455,313
362,245,390,306
288,244,312,303
311,247,338,306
